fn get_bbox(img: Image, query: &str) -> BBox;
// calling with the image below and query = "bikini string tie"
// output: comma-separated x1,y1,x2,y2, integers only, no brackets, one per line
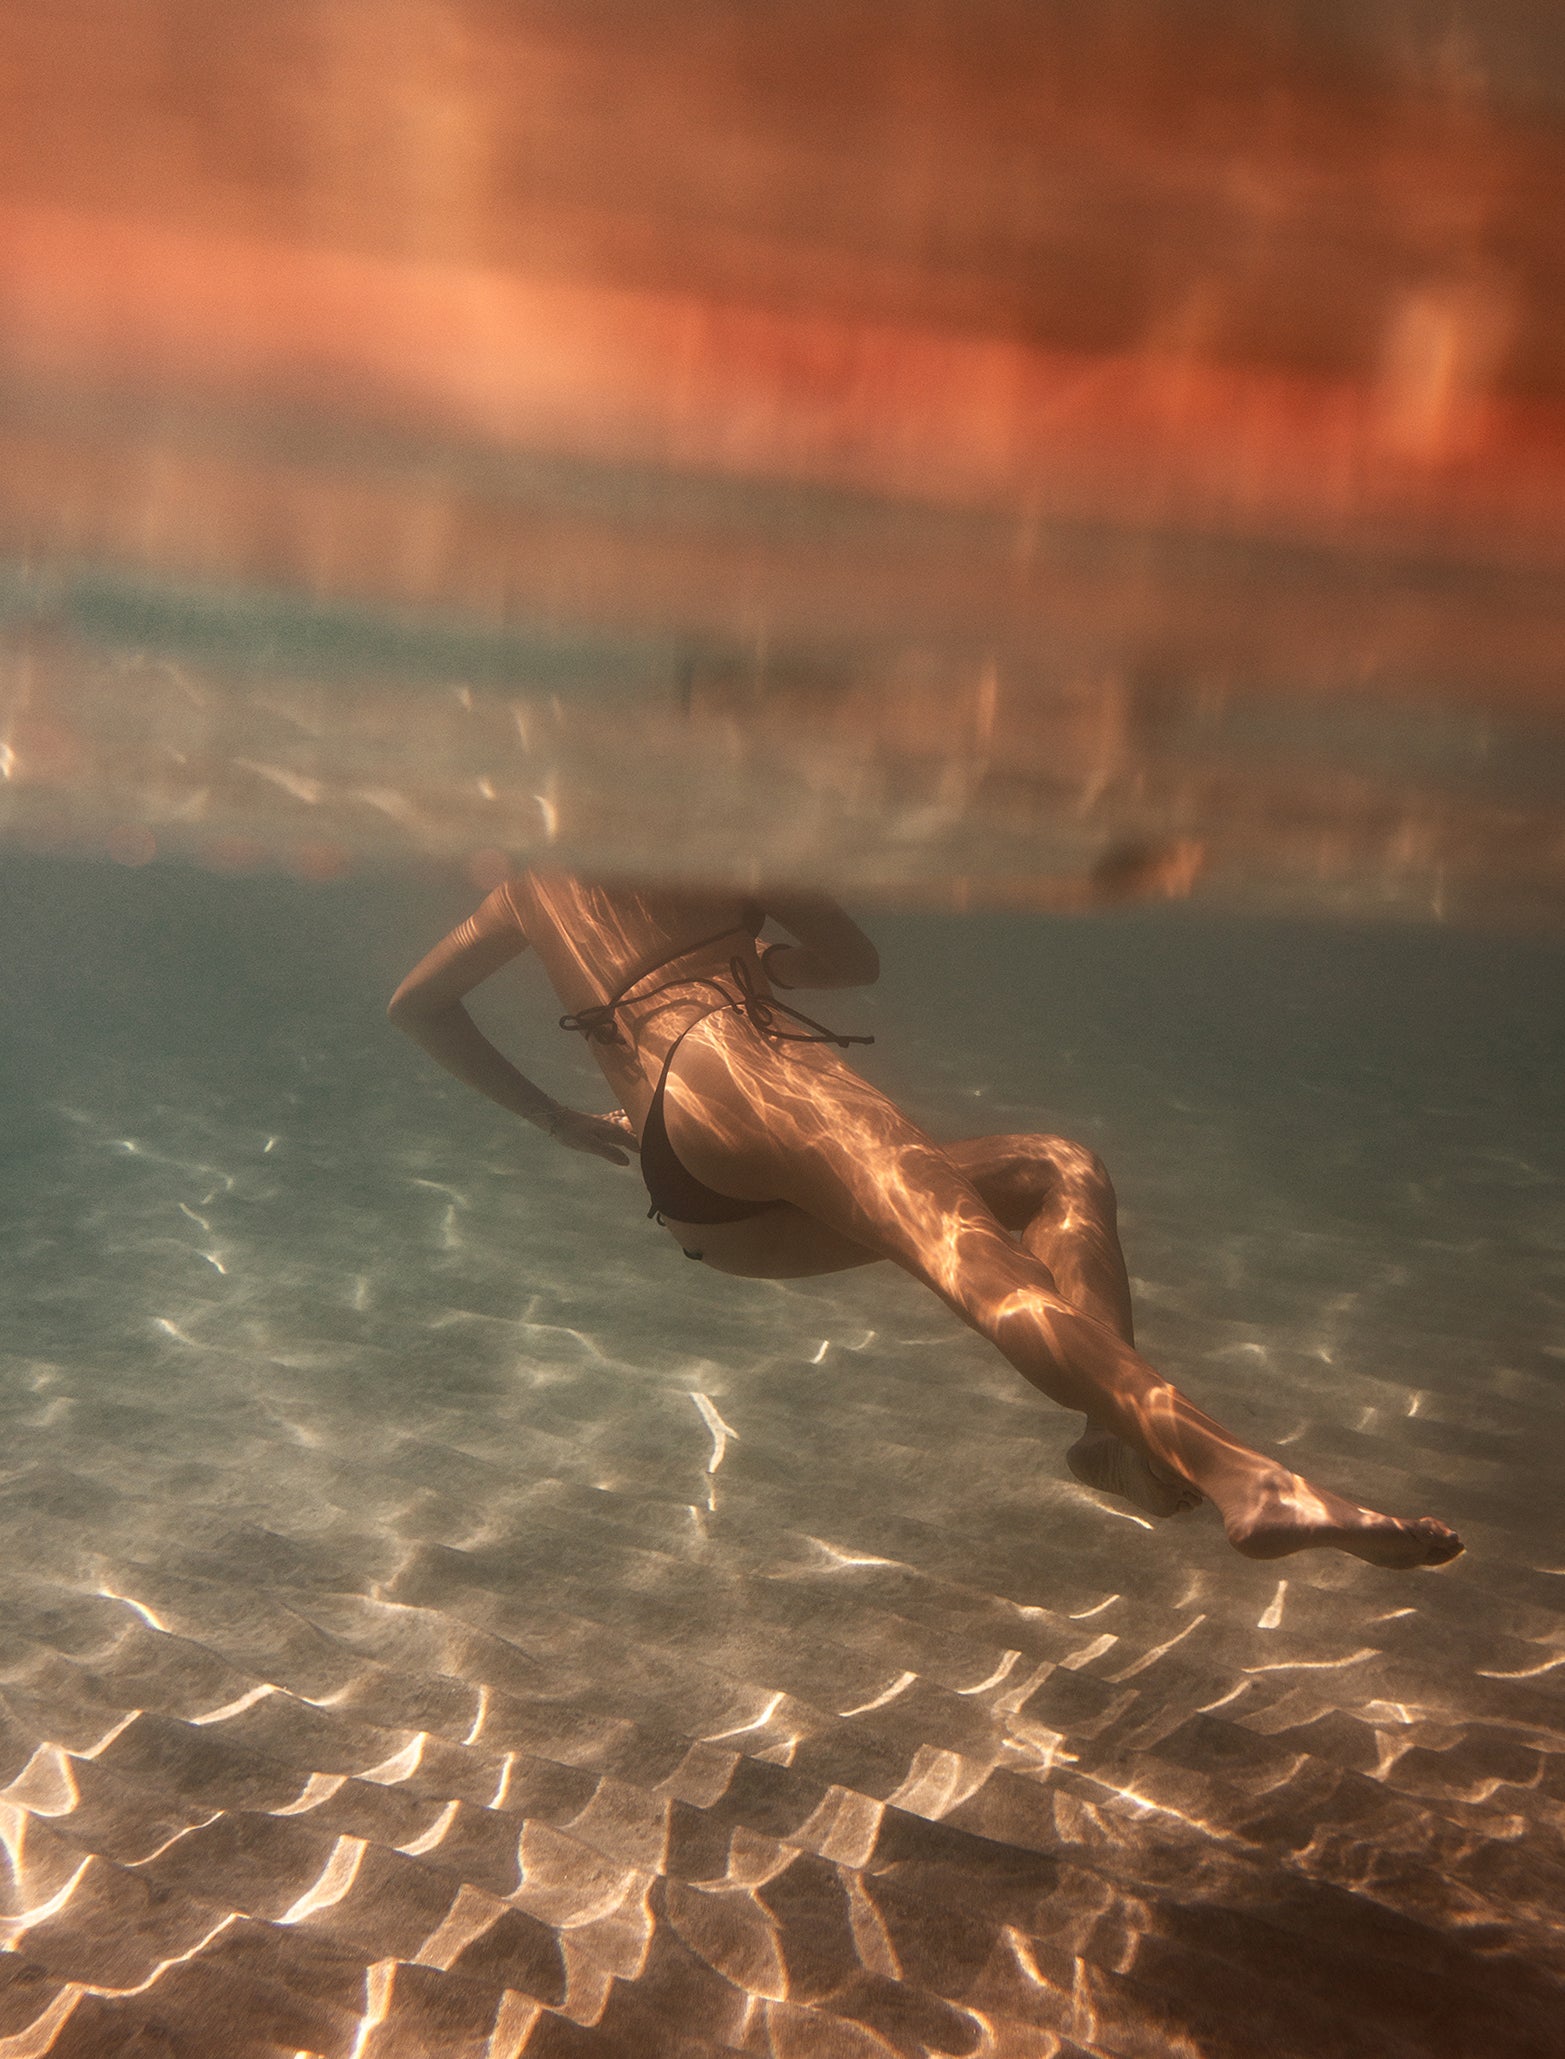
560,953,872,1051
557,1000,625,1046
723,954,874,1049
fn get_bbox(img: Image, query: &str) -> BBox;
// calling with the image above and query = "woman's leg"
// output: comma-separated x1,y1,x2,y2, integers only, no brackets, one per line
949,1134,1198,1517
666,1034,1461,1567
681,1129,1124,1288
947,1132,1133,1338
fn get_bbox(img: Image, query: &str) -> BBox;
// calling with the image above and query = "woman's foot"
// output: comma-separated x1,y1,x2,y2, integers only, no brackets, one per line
1225,1472,1463,1566
1067,1425,1202,1519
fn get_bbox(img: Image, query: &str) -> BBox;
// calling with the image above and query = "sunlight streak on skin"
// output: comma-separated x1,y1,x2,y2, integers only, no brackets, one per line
839,1670,917,1717
279,1836,368,1923
809,1340,830,1363
461,1684,491,1746
489,1752,517,1810
1068,1594,1121,1620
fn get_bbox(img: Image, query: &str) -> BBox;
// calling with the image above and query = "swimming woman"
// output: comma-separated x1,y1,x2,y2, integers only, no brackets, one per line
390,870,1461,1569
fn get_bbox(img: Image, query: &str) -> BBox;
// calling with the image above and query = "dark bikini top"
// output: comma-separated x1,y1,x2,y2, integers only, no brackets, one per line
558,900,874,1057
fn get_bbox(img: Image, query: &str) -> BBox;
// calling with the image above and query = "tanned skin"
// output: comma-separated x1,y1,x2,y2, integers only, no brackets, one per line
390,864,1461,1569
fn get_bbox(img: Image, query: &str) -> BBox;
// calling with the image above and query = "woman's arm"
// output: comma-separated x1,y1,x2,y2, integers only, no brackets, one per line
388,886,633,1164
756,891,879,991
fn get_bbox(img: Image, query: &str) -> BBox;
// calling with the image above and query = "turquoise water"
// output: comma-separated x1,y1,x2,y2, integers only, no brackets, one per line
3,849,1561,2055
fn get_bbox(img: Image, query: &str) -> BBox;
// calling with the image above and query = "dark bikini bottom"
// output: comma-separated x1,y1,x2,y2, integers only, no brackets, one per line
559,928,871,1264
640,1031,783,1259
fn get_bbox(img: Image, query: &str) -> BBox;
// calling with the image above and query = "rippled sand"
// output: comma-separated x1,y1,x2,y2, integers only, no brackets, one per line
2,857,1562,2057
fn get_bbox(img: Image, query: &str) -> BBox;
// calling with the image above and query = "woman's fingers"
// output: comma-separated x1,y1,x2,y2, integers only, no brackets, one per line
602,1109,640,1147
550,1110,638,1164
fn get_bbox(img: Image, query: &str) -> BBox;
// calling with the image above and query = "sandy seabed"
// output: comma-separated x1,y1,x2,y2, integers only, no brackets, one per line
2,855,1562,2058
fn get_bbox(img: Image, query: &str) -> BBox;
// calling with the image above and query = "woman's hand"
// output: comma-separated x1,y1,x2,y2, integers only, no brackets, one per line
546,1107,639,1166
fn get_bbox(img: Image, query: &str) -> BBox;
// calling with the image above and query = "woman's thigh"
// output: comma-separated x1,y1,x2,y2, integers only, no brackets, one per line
664,1132,1067,1282
659,1023,1018,1300
654,1040,1102,1285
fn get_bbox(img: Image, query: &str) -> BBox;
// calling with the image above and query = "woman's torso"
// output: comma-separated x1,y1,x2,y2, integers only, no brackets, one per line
505,871,765,1124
